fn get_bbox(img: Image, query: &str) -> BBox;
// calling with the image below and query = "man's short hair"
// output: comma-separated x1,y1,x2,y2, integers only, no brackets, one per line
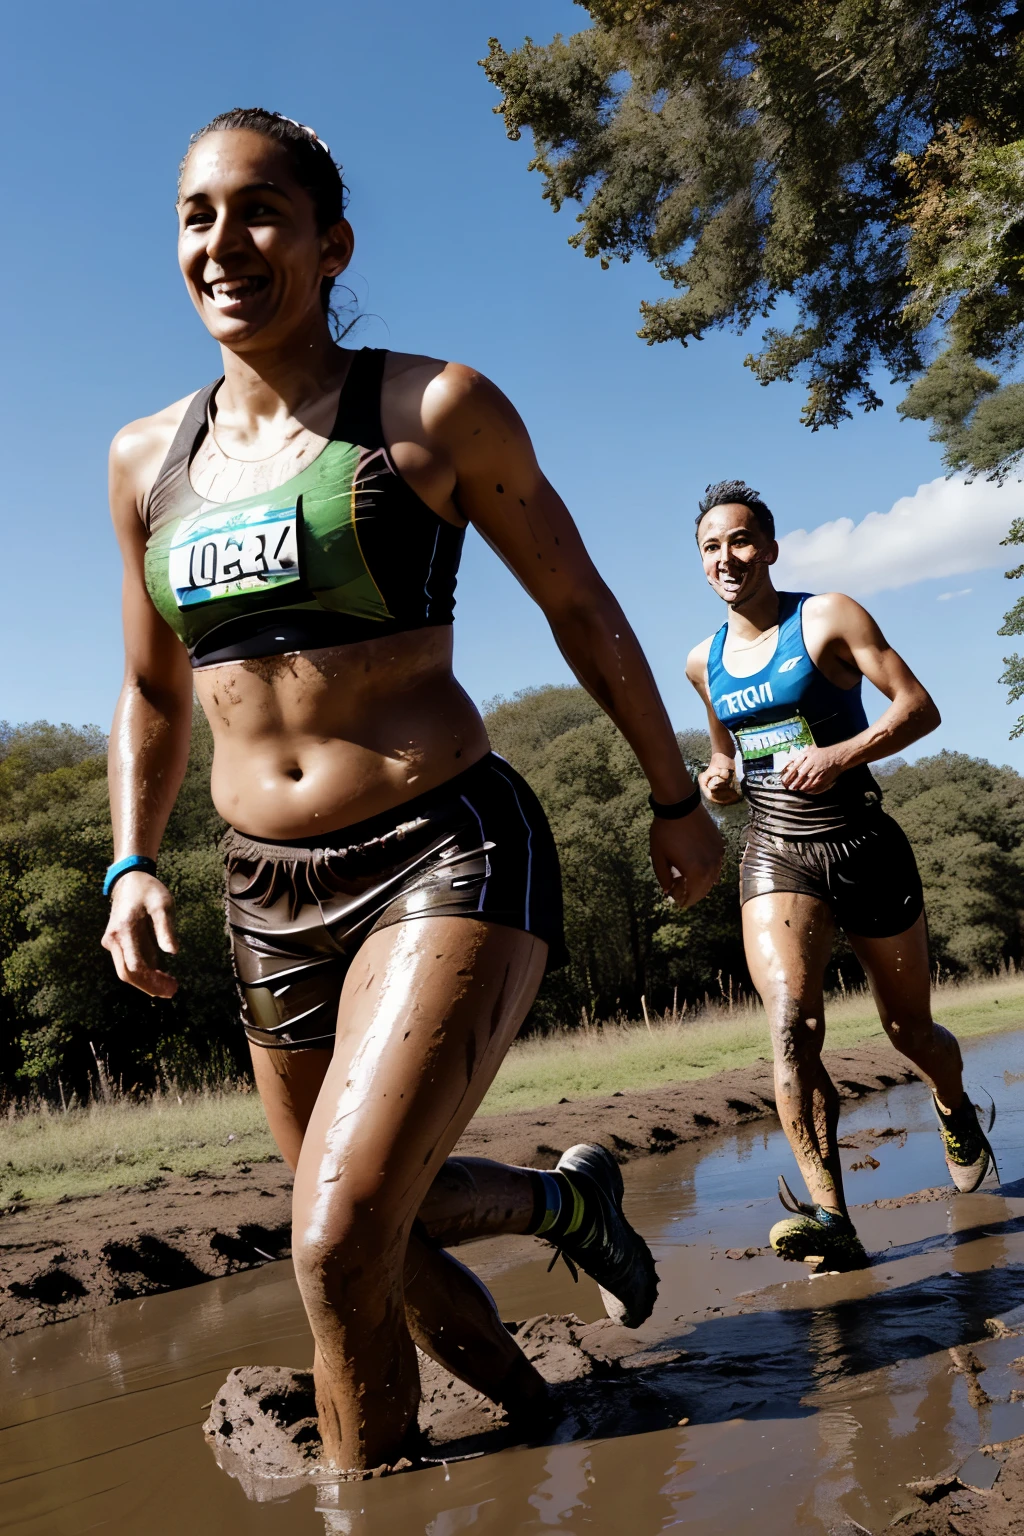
696,480,775,540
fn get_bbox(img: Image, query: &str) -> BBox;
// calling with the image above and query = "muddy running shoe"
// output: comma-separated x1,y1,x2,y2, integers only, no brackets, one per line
768,1176,869,1272
934,1093,998,1193
549,1144,659,1328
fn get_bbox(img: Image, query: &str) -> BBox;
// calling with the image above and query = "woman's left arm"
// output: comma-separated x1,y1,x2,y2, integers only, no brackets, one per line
426,366,723,908
779,592,941,794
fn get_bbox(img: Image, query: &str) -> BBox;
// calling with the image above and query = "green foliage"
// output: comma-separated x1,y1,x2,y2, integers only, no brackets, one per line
488,687,750,1027
998,515,1024,735
2,692,1023,1099
0,715,238,1102
895,127,1024,480
482,3,1024,467
880,749,1024,968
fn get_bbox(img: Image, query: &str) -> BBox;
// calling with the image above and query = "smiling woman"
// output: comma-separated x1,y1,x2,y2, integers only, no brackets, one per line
97,106,724,1475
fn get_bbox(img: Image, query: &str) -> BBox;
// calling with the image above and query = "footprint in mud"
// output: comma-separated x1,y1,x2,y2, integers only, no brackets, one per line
101,1235,207,1298
8,1263,88,1309
203,1314,692,1501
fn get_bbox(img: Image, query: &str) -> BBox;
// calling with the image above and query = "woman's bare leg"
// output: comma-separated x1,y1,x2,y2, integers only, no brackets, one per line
848,913,964,1108
250,1046,544,1414
742,892,848,1213
290,916,548,1470
250,1005,545,1416
250,1048,537,1233
250,1043,331,1171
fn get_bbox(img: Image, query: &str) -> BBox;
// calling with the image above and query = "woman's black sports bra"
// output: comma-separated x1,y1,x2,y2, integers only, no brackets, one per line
143,348,464,669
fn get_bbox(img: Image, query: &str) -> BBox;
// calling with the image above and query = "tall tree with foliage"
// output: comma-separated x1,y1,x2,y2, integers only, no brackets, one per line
483,3,1024,726
483,2,1024,469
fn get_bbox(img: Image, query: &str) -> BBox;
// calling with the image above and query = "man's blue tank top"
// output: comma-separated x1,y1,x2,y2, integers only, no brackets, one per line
706,591,882,838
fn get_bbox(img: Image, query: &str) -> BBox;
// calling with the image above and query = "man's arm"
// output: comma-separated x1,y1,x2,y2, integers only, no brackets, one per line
780,592,940,795
685,641,744,806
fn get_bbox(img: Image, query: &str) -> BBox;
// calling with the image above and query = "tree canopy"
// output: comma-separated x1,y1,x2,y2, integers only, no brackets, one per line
1,695,1022,1104
482,2,1024,479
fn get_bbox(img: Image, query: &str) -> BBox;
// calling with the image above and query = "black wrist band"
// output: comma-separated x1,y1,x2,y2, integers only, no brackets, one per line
648,787,702,820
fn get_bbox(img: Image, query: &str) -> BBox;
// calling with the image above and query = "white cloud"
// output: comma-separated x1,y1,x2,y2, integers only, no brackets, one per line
937,588,973,601
773,475,1022,597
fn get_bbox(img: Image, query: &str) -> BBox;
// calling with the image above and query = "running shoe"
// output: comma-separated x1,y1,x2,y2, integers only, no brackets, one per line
934,1093,998,1193
550,1144,659,1328
768,1176,869,1271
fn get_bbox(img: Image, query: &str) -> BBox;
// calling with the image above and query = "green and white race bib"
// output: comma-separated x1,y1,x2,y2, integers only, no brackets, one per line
734,715,814,778
168,498,302,610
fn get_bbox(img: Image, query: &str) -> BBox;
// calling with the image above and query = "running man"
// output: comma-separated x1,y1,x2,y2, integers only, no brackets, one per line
685,480,996,1271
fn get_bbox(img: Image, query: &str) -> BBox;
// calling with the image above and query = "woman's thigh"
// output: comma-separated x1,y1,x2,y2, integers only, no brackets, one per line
292,917,547,1254
249,1044,333,1171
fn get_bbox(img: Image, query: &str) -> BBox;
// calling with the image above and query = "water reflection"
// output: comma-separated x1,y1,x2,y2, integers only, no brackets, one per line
4,1029,1024,1536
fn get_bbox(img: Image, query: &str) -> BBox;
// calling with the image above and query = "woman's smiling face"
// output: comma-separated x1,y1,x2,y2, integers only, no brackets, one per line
176,128,352,350
696,502,778,608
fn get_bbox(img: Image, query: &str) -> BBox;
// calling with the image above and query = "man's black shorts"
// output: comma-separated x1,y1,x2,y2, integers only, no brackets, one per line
224,753,566,1050
739,811,924,939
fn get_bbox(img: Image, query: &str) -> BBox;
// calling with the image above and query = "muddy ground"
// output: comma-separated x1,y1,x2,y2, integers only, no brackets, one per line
202,1315,692,1500
0,1042,916,1339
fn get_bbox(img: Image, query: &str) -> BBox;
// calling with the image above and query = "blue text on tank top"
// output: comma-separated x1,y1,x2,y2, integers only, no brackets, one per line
706,592,870,788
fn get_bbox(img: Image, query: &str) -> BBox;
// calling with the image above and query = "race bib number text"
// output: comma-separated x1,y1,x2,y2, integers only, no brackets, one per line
169,500,302,609
735,715,814,782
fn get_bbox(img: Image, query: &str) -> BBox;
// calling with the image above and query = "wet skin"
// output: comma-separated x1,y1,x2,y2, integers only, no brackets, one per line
101,127,723,1469
685,503,963,1217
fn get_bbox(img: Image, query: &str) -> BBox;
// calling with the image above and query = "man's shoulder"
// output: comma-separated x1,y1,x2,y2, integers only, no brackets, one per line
685,634,716,681
801,591,869,632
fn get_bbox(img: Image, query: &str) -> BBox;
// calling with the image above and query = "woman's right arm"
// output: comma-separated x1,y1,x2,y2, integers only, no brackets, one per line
101,421,195,998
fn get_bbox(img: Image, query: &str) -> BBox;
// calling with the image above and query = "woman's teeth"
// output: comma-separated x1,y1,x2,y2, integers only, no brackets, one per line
210,278,266,308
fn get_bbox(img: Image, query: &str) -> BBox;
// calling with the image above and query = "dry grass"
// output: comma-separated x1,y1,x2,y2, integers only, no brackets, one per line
2,971,1022,1204
478,971,1024,1115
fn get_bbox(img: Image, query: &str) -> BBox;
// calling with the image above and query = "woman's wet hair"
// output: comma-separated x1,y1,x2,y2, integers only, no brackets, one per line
696,480,775,540
179,107,354,331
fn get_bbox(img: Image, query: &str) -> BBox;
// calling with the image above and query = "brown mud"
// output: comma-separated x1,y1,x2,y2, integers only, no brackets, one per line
202,1317,690,1499
0,1041,914,1338
3,1027,1024,1536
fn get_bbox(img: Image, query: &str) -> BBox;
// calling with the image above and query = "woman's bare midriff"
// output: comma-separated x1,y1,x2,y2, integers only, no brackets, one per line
193,626,490,840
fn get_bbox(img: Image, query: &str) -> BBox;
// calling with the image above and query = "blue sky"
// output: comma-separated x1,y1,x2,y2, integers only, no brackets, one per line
3,0,1021,767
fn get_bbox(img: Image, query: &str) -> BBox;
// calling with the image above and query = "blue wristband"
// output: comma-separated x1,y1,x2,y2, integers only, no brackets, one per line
103,855,158,898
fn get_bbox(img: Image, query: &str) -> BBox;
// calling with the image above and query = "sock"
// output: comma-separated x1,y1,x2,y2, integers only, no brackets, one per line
814,1206,851,1230
527,1170,596,1246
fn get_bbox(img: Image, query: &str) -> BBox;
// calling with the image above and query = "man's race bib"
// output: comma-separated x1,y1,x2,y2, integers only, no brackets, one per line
168,499,303,609
734,714,814,783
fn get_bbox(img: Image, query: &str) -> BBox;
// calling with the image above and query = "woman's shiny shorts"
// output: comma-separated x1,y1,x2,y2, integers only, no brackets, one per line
224,753,566,1050
739,811,924,939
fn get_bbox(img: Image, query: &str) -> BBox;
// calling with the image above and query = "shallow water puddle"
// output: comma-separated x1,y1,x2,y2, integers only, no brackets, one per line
4,1029,1024,1535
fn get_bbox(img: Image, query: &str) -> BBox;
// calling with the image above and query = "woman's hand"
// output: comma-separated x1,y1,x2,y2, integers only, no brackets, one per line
699,753,743,806
101,872,180,998
778,744,845,795
650,807,724,910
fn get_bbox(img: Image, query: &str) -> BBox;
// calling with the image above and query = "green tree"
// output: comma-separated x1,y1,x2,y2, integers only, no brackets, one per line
879,749,1024,968
0,715,238,1102
482,3,1024,466
485,686,748,1025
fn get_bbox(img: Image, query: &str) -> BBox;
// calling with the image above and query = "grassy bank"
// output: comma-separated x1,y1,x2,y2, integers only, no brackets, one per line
482,973,1024,1114
2,973,1022,1205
